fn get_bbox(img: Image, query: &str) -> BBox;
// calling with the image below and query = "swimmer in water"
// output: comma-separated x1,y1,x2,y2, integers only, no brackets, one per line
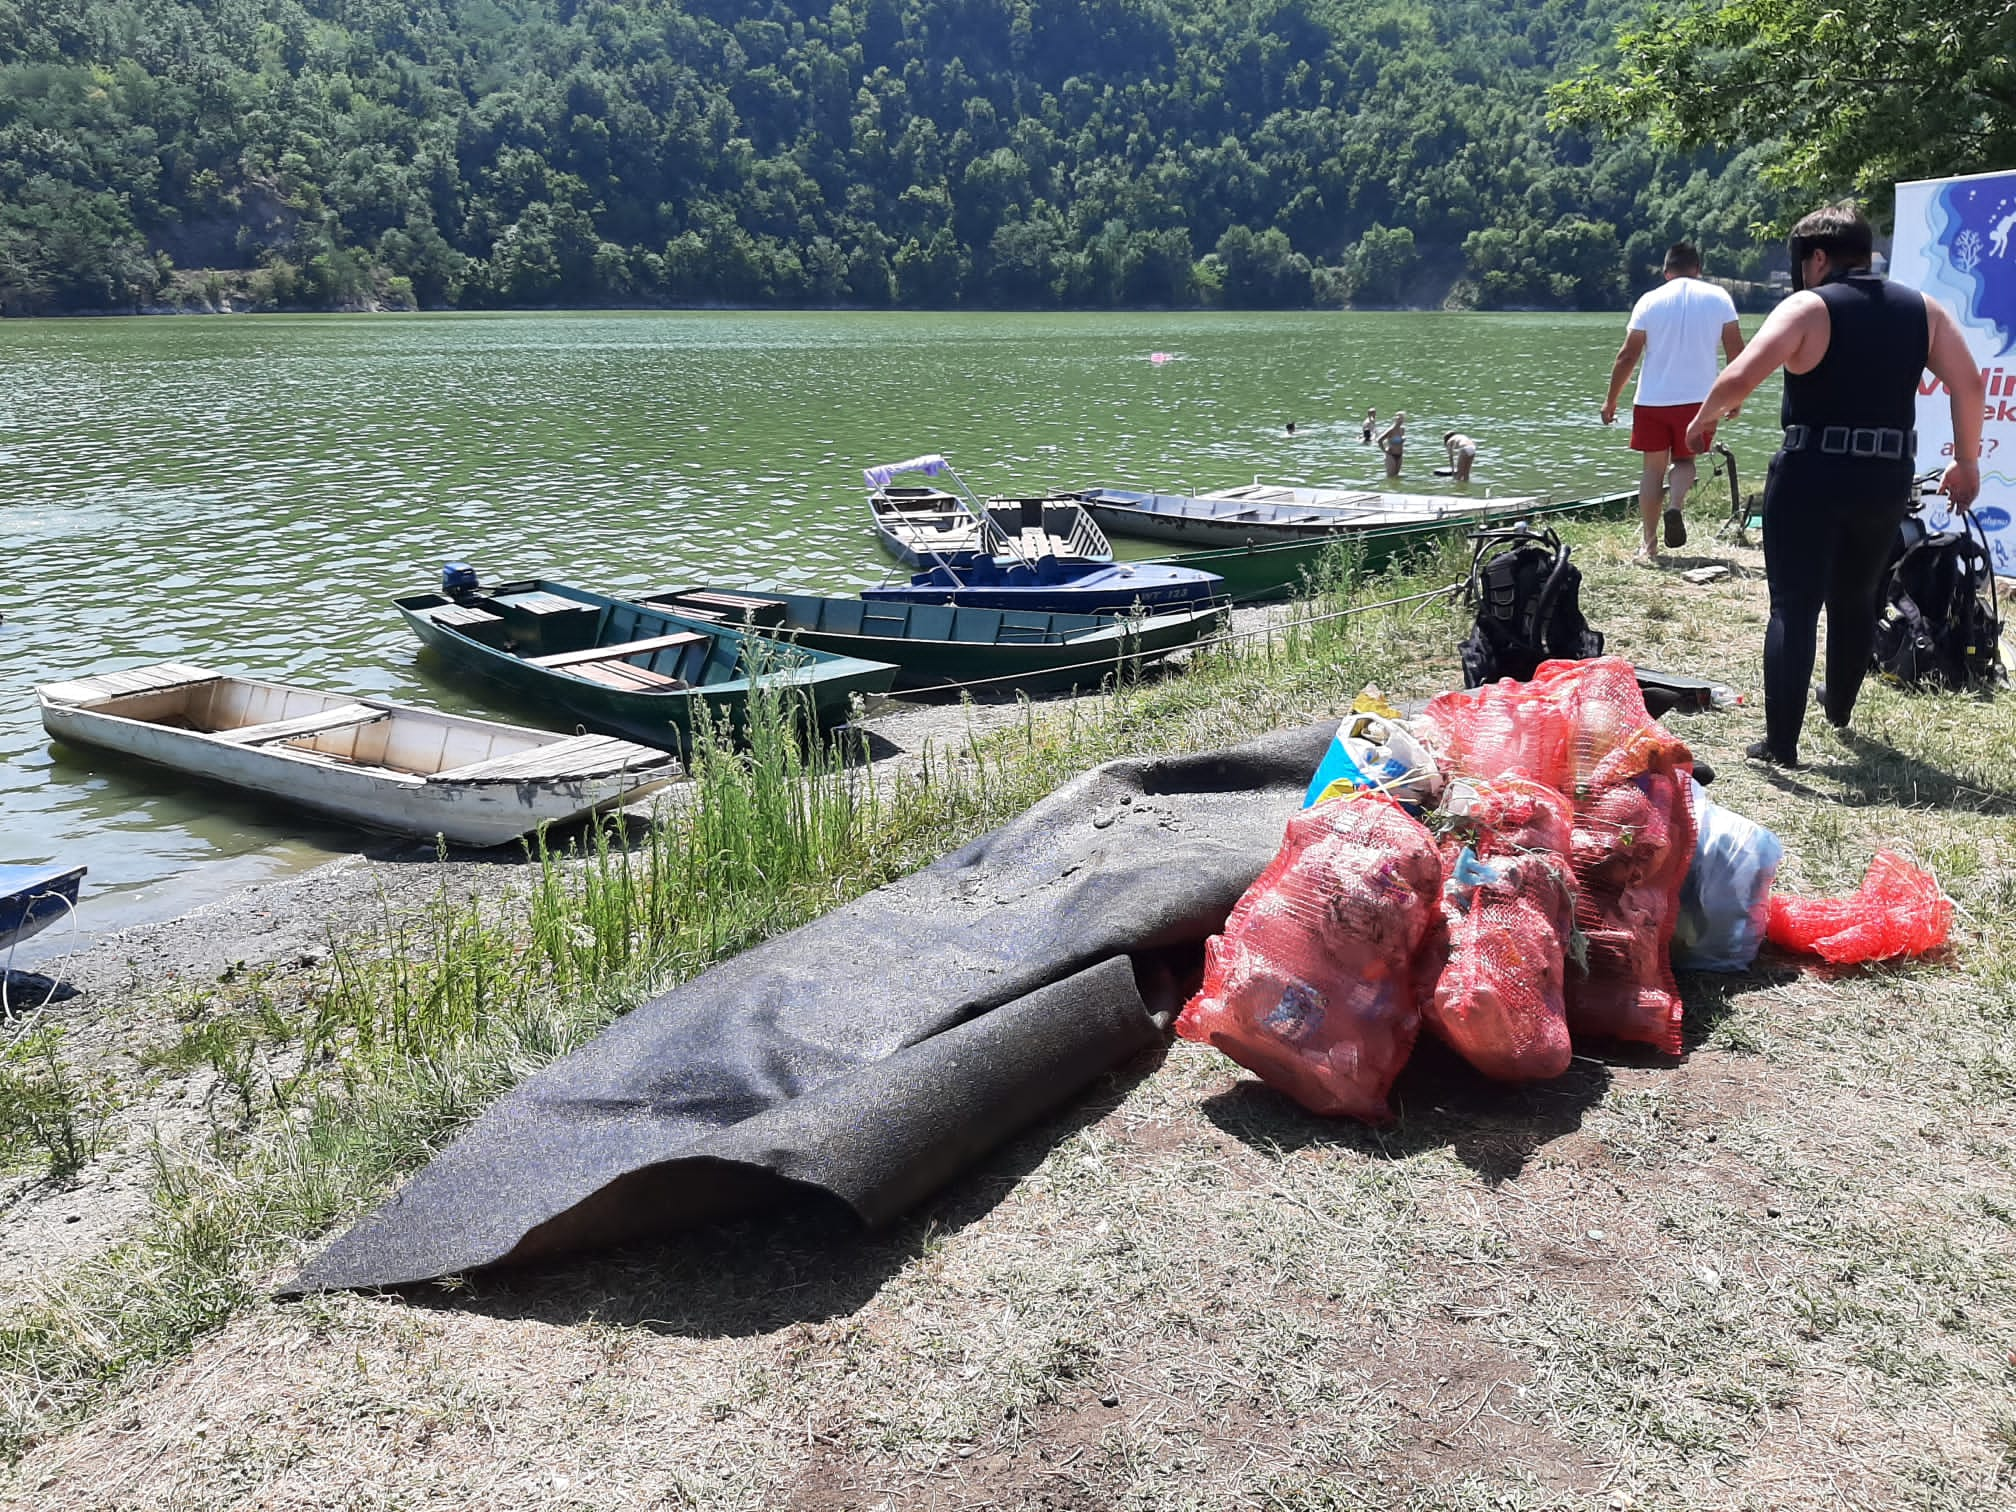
1360,407,1377,444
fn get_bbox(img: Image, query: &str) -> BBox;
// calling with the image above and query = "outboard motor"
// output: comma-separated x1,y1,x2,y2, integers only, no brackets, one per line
441,561,480,599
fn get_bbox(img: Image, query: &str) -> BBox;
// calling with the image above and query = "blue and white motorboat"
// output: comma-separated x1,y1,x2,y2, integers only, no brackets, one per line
859,455,1223,613
865,453,1113,568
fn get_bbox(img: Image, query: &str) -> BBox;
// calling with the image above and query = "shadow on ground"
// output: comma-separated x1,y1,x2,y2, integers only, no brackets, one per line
1198,960,1791,1185
397,1049,1170,1340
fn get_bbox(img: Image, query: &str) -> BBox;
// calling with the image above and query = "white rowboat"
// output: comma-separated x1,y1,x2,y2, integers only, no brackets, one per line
38,663,678,847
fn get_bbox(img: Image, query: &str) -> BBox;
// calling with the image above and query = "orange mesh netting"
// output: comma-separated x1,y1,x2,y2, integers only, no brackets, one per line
1424,657,1695,1055
1175,792,1443,1122
1766,851,1954,964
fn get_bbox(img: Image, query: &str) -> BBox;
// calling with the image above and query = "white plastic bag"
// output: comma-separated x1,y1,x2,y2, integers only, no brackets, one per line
1303,713,1444,810
1672,778,1782,972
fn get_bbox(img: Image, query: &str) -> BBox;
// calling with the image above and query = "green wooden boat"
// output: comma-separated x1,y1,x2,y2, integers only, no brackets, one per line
640,587,1227,693
1140,489,1638,603
395,576,897,749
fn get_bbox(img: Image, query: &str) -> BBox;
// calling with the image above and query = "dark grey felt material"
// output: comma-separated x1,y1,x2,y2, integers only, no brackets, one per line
289,720,1334,1291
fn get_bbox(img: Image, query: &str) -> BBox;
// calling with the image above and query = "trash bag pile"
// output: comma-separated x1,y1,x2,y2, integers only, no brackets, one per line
1177,656,1955,1121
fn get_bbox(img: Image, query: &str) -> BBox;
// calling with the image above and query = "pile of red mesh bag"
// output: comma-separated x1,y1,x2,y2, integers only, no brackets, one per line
1767,851,1953,963
1424,777,1578,1081
1424,657,1695,1055
1173,792,1443,1121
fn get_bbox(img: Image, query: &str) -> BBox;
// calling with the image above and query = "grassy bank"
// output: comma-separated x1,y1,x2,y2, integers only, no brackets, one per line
0,541,1458,1460
6,512,2014,1511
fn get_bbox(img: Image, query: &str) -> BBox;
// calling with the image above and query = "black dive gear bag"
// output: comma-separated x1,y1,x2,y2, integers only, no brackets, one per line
1458,524,1606,688
1872,510,2005,691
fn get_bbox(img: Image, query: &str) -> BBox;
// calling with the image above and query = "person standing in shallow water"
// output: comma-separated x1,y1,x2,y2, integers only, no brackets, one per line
1442,431,1477,483
1602,243,1746,564
1361,408,1377,444
1377,412,1406,477
1684,203,1984,769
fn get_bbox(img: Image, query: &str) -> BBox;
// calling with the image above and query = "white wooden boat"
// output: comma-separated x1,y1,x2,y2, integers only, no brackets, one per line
38,663,679,847
870,486,1113,567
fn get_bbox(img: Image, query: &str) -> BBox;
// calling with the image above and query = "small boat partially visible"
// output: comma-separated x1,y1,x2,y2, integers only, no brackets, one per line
0,862,85,951
646,586,1226,692
38,663,678,847
1075,483,1544,547
397,575,897,748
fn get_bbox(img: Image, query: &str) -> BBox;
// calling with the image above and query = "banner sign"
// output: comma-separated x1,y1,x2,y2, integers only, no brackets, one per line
1892,168,2016,573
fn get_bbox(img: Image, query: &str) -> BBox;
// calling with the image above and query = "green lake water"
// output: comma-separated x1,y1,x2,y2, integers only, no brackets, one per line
0,309,1777,942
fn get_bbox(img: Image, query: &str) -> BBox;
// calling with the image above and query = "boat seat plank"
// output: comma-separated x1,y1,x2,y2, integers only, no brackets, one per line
568,662,684,691
214,704,390,746
490,590,589,617
431,733,670,784
40,662,218,706
526,632,708,669
428,603,504,629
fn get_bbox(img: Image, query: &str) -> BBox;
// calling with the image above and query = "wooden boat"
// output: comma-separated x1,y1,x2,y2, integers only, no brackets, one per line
1074,483,1544,547
0,862,85,950
396,577,897,748
643,587,1226,693
1139,489,1639,603
870,486,1112,567
37,663,678,847
861,556,1224,614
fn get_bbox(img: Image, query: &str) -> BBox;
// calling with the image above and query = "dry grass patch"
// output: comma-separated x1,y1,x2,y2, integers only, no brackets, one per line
5,516,2016,1510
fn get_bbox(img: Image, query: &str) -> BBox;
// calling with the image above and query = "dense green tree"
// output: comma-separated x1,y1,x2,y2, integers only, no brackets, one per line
0,0,1783,313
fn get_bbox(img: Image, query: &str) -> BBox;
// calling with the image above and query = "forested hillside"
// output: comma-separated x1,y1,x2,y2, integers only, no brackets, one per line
0,0,1782,314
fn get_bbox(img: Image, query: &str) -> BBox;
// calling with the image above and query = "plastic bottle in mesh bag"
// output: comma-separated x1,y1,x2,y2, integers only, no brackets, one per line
1175,792,1443,1121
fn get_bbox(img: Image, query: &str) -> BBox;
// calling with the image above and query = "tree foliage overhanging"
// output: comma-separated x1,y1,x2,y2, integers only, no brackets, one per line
0,0,1786,315
1550,1,2016,223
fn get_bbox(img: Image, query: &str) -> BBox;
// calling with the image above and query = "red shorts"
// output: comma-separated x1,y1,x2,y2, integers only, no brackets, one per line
1631,403,1710,458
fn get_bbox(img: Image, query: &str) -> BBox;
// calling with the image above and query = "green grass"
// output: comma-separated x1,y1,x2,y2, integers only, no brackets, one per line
0,538,1468,1460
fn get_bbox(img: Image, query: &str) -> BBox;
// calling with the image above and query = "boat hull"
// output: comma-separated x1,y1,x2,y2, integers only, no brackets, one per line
1140,490,1638,602
0,864,85,950
1077,486,1536,548
861,559,1224,614
40,683,674,848
398,581,898,749
661,589,1225,692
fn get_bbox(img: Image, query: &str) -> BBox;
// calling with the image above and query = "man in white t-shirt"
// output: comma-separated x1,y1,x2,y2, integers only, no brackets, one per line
1601,243,1745,562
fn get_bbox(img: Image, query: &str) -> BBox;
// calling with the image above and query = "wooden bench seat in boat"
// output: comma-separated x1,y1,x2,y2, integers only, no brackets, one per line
213,704,391,746
664,590,788,627
566,662,683,692
526,632,707,670
428,733,670,785
426,603,504,629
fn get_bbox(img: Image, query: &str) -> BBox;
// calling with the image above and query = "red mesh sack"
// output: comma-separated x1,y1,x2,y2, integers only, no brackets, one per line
1425,658,1695,1054
1427,846,1577,1081
1421,685,1573,794
1766,852,1953,963
1175,793,1443,1121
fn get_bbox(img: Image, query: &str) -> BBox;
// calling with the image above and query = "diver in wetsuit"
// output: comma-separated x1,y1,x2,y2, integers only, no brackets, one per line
1685,203,1984,768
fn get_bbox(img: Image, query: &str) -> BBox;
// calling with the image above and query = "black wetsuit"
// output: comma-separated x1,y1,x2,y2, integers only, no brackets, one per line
1760,272,1929,762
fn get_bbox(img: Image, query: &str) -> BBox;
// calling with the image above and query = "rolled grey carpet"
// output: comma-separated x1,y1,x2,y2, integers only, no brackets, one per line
288,719,1334,1292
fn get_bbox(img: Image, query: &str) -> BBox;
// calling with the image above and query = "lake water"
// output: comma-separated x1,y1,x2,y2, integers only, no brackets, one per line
0,309,1776,941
